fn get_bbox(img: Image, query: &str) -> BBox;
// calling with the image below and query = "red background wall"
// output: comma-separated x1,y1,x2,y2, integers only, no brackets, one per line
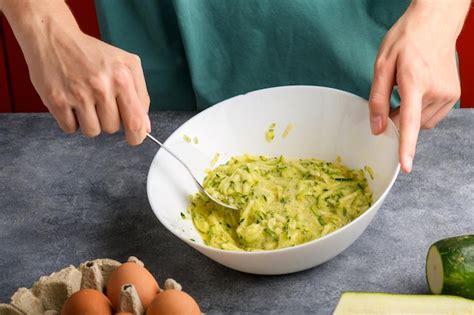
0,23,11,113
0,2,473,112
457,5,474,109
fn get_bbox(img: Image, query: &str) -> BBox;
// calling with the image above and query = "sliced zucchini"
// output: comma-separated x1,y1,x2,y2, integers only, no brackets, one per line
334,292,474,314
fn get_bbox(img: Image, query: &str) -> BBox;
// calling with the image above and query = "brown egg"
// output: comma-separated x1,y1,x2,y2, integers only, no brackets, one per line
61,289,113,315
107,262,160,309
147,290,200,315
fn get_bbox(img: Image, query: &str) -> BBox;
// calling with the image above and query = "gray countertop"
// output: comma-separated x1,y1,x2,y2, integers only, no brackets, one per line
0,110,473,314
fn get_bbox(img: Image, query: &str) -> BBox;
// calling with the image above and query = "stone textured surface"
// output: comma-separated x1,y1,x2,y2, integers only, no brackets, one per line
0,111,473,314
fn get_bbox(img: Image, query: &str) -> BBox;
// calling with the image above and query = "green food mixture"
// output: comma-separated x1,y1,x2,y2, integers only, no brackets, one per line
282,123,294,138
265,123,276,142
210,152,220,167
188,154,373,251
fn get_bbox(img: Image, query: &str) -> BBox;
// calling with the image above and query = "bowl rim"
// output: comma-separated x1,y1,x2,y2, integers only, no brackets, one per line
147,85,401,256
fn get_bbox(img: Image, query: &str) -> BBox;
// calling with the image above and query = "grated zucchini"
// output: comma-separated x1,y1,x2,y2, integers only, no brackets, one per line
189,154,372,251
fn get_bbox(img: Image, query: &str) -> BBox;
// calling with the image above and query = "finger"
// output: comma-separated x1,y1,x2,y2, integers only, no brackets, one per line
389,107,400,130
117,91,147,145
114,66,147,145
90,74,121,134
391,99,437,130
146,114,151,133
369,54,396,135
398,86,423,174
49,107,79,134
127,55,150,112
127,55,152,134
74,104,102,138
423,100,455,129
420,102,445,129
128,56,152,134
96,97,121,134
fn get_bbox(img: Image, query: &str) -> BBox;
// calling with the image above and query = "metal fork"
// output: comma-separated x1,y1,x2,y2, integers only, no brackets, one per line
146,133,238,211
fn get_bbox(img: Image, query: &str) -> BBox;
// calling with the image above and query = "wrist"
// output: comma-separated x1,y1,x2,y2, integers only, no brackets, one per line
412,0,471,11
410,0,471,36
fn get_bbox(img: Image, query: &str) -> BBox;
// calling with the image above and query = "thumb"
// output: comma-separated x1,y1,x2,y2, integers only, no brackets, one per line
369,56,396,135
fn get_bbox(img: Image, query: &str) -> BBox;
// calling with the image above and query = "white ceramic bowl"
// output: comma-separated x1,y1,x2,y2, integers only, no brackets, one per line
147,86,400,275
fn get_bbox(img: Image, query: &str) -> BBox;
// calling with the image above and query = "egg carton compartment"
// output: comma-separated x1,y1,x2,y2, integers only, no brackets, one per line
0,256,198,315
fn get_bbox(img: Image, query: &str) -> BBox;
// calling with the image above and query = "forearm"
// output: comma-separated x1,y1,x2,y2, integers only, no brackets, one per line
410,0,471,37
0,0,80,62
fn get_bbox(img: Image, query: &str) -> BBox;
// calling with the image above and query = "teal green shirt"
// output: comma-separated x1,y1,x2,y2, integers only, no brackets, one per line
95,0,411,111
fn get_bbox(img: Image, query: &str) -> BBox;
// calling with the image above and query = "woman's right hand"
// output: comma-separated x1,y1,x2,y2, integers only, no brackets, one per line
1,0,150,145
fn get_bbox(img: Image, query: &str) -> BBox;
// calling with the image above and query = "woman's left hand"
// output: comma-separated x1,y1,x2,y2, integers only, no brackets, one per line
369,0,470,173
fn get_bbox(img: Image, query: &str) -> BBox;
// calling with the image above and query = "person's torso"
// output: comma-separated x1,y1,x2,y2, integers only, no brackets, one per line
95,0,410,110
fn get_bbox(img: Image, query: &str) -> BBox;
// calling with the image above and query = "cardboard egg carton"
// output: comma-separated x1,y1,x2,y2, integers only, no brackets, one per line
0,257,181,315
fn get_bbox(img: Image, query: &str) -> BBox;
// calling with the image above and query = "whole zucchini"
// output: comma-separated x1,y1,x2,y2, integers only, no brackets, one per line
426,235,474,299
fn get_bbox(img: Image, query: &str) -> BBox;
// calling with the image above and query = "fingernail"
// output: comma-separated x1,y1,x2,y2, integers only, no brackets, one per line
146,115,151,133
403,156,413,173
370,115,383,134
